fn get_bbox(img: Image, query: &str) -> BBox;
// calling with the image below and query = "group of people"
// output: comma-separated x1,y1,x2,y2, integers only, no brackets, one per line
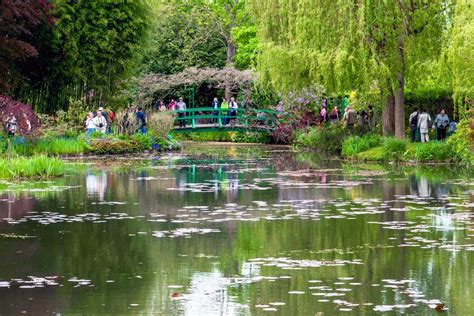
3,113,32,137
152,96,240,127
84,107,116,135
316,97,374,130
409,108,456,142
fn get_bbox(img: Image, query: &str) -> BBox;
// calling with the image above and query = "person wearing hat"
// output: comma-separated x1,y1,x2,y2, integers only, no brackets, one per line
93,109,107,134
176,97,187,128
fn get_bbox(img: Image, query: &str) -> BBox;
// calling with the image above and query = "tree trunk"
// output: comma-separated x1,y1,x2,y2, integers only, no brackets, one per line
225,40,236,100
394,37,405,139
394,72,405,139
382,88,395,136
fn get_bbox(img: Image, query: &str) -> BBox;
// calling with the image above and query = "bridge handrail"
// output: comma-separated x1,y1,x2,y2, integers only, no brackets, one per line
171,107,291,130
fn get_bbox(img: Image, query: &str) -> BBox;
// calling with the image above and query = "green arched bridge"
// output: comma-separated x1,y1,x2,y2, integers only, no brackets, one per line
171,107,287,133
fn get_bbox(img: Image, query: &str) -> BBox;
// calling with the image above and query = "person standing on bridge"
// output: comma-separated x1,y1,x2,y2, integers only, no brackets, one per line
221,98,229,125
176,97,187,128
212,97,219,124
227,97,238,126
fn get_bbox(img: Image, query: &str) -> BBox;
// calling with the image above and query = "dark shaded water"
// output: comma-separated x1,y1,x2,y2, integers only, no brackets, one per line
0,145,473,315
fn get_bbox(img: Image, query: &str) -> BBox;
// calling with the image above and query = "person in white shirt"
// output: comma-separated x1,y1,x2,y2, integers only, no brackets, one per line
417,108,431,143
226,97,238,125
85,112,96,136
93,110,107,134
176,97,187,127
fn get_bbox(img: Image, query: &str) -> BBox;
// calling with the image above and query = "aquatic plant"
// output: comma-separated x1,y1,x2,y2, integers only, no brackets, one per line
341,135,382,158
0,156,64,178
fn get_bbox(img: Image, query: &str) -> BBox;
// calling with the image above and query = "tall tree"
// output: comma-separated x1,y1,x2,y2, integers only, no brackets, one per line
17,0,152,112
249,0,453,138
0,0,52,93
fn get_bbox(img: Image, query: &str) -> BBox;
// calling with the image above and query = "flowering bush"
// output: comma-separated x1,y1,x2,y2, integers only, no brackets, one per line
0,95,41,134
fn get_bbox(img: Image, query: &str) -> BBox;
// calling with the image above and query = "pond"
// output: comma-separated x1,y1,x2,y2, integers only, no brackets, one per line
0,144,473,315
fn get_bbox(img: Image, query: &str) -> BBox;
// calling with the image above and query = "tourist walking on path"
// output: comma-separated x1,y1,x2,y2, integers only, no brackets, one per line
320,106,327,124
329,106,339,124
176,97,187,128
85,112,96,136
448,120,457,137
93,110,107,134
5,113,17,137
168,99,176,111
409,108,420,143
159,101,167,112
417,109,431,143
135,107,147,134
367,105,374,129
343,106,356,129
434,109,450,141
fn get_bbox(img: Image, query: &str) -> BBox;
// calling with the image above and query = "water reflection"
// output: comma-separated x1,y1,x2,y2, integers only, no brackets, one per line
85,171,107,200
0,146,472,315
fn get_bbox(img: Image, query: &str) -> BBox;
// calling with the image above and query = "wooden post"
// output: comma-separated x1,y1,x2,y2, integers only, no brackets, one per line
7,138,11,168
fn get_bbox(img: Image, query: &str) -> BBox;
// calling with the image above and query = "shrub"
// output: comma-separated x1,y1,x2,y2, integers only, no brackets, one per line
341,134,382,158
382,138,407,161
295,125,349,154
175,130,269,143
446,118,474,165
0,156,65,178
412,142,454,162
147,112,175,138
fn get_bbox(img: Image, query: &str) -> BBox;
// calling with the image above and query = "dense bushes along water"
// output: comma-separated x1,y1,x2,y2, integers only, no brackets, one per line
295,121,473,165
0,133,180,156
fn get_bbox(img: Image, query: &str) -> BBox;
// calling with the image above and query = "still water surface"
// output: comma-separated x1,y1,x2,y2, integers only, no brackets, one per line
0,145,473,315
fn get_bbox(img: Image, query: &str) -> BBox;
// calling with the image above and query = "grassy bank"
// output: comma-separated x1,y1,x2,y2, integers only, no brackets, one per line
0,133,180,156
295,119,473,165
0,156,65,179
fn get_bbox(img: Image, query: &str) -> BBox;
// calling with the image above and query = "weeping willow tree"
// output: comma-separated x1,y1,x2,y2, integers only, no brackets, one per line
448,0,474,116
249,0,456,138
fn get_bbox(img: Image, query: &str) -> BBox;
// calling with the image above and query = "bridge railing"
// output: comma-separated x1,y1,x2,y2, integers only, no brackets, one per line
172,107,286,129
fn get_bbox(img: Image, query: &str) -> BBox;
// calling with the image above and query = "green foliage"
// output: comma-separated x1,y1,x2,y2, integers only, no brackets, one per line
89,134,150,155
141,3,226,75
382,138,407,161
411,142,454,162
341,135,382,158
175,131,270,143
233,25,258,70
17,0,152,112
295,125,349,154
0,137,90,156
355,146,386,161
446,117,474,165
0,156,64,179
447,0,474,115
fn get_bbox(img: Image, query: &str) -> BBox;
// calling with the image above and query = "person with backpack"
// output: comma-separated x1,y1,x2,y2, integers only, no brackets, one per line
329,106,339,124
343,106,357,130
408,107,419,143
433,109,450,141
135,107,147,134
417,109,431,143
